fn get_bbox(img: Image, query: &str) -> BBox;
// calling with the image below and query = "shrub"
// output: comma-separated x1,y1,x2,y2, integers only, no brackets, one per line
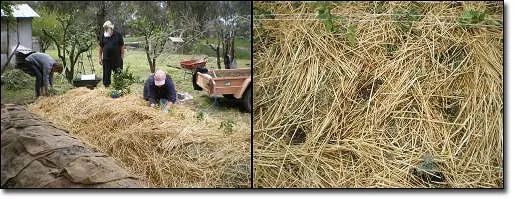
110,66,137,98
219,120,236,135
1,69,32,90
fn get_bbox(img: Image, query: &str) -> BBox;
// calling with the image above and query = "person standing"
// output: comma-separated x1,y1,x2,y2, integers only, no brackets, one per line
23,52,63,97
99,20,124,87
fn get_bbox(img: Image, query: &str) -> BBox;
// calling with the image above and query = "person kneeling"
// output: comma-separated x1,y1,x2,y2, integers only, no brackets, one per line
143,69,177,112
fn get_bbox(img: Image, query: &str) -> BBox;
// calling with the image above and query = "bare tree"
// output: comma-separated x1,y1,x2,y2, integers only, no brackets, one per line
42,14,95,82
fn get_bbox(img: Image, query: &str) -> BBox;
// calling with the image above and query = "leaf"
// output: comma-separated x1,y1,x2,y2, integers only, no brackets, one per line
346,24,357,46
458,10,487,29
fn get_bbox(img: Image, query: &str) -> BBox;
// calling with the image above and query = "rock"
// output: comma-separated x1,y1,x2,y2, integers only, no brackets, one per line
412,154,446,184
1,105,145,188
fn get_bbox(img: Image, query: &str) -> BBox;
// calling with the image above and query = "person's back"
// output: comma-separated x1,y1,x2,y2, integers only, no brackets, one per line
21,52,62,97
25,53,56,70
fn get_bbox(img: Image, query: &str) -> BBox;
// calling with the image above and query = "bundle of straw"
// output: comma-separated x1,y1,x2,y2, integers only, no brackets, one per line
29,87,250,188
253,1,502,188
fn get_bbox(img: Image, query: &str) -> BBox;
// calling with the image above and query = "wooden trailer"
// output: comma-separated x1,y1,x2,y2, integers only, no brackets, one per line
195,68,251,112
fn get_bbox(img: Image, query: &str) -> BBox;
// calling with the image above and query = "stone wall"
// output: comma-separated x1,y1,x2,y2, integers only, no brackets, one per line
1,104,145,188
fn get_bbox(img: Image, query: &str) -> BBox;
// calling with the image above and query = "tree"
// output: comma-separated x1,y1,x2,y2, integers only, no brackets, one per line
167,1,213,53
206,1,250,69
1,1,15,74
129,16,170,73
42,13,95,82
128,1,171,73
1,1,13,17
32,8,59,52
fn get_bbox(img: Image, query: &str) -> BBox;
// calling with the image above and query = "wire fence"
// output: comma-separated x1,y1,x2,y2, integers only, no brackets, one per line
254,1,502,5
253,12,503,19
253,18,503,28
253,13,503,28
253,1,503,28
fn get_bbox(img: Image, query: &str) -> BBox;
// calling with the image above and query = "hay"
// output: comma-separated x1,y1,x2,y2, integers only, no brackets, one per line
28,87,250,188
253,2,502,188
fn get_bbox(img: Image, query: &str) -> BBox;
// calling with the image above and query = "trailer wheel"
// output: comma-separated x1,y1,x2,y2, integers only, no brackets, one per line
241,86,251,113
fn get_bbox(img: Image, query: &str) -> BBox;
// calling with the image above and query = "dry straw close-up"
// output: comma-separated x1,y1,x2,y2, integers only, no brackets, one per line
253,1,503,188
28,87,250,188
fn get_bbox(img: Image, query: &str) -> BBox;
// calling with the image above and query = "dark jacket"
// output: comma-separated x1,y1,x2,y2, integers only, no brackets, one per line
99,31,124,67
143,74,177,104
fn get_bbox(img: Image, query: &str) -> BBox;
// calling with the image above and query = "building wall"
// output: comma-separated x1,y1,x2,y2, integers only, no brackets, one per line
1,19,8,68
9,18,33,52
0,18,33,68
1,20,8,54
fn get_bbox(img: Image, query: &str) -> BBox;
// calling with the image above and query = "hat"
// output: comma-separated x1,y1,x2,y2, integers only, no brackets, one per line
103,20,114,29
154,70,166,86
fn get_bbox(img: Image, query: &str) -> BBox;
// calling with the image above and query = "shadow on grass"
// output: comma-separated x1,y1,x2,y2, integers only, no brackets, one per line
194,95,247,113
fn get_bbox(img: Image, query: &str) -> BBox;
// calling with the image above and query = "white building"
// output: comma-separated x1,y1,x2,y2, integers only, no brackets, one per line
1,4,39,69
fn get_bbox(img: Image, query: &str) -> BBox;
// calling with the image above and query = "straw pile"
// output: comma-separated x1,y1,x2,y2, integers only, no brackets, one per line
253,2,502,188
28,87,250,188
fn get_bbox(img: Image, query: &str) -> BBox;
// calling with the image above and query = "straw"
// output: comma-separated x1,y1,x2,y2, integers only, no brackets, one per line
28,87,251,188
253,1,502,188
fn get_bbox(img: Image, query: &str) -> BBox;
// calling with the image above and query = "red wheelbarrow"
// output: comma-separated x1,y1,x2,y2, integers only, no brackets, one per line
180,58,207,70
179,57,208,79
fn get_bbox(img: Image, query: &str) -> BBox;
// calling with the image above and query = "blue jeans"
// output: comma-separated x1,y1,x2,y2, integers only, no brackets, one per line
159,99,169,107
26,62,43,97
146,98,169,107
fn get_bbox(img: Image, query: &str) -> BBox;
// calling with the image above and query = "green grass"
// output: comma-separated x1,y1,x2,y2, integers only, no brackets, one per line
2,47,251,117
194,38,251,60
1,68,73,104
123,36,251,60
124,36,145,43
1,86,36,104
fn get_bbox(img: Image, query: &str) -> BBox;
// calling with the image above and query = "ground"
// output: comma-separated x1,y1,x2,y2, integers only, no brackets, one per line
0,39,252,188
1,42,251,121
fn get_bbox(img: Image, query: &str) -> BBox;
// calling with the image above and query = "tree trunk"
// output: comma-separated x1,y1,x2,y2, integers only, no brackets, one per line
207,36,221,69
217,29,223,69
96,1,106,42
229,36,235,68
151,58,156,73
143,36,154,73
223,35,235,69
65,67,74,83
216,43,221,69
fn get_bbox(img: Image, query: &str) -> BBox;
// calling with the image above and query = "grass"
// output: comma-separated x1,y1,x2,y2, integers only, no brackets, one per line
124,36,251,60
1,86,35,104
19,47,250,103
2,46,252,133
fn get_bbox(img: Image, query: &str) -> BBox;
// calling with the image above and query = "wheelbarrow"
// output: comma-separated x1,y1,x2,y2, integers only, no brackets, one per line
179,57,208,79
73,74,101,89
73,49,101,89
180,58,207,70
